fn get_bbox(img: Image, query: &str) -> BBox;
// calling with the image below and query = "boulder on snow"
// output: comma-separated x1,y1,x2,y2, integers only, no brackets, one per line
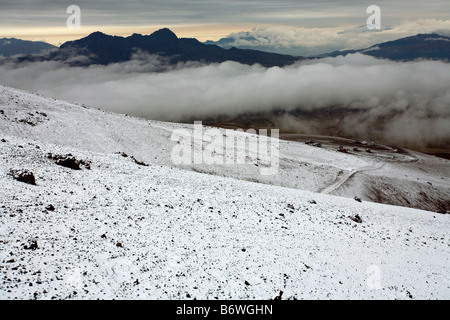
10,169,36,185
23,238,38,250
56,157,81,170
349,214,363,223
47,153,91,170
131,156,149,167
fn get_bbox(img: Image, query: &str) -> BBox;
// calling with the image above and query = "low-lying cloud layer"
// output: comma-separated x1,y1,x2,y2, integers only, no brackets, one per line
208,19,450,56
1,53,449,148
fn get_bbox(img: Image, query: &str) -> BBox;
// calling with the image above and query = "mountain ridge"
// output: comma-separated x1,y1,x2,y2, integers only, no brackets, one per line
4,30,450,66
321,33,450,61
0,38,56,57
53,28,301,67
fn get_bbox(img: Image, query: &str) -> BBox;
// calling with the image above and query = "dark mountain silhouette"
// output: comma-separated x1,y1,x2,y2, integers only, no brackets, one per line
6,31,450,67
322,33,450,61
0,38,56,57
48,28,301,67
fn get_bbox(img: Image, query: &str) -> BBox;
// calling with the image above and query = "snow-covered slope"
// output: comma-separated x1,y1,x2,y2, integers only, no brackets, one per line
0,85,449,299
1,87,448,213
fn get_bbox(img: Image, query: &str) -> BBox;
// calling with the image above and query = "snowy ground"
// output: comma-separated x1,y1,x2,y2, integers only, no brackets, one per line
0,85,449,299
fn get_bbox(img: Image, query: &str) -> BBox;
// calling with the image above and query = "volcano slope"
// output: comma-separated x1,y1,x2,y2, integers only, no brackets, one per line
0,85,449,299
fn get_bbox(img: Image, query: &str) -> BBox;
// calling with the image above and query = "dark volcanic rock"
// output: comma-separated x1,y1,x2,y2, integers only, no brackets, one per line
131,156,149,167
23,239,38,250
56,157,81,170
349,214,363,223
274,290,284,300
47,153,91,170
10,169,36,185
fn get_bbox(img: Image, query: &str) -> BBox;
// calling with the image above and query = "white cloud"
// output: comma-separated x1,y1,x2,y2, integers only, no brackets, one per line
0,53,449,148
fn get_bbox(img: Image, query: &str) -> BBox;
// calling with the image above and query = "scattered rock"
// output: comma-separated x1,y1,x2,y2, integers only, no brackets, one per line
1,138,6,143
115,152,128,157
354,196,362,203
45,204,55,211
131,156,149,167
10,169,36,185
116,242,123,248
56,157,82,170
101,234,107,239
47,153,91,170
274,290,284,300
114,153,147,165
309,200,317,204
244,280,250,286
23,239,38,250
19,118,36,126
349,214,363,223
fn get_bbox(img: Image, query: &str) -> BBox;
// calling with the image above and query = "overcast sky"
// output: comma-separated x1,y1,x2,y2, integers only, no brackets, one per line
1,0,450,45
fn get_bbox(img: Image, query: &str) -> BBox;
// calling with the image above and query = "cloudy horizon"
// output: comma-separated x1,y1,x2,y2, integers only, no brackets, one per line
1,0,450,49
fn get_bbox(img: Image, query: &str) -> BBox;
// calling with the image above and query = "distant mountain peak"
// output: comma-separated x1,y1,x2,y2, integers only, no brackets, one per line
87,31,109,39
149,28,178,41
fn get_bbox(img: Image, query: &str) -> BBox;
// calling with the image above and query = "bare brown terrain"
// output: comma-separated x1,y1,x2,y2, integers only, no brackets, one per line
204,119,450,161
